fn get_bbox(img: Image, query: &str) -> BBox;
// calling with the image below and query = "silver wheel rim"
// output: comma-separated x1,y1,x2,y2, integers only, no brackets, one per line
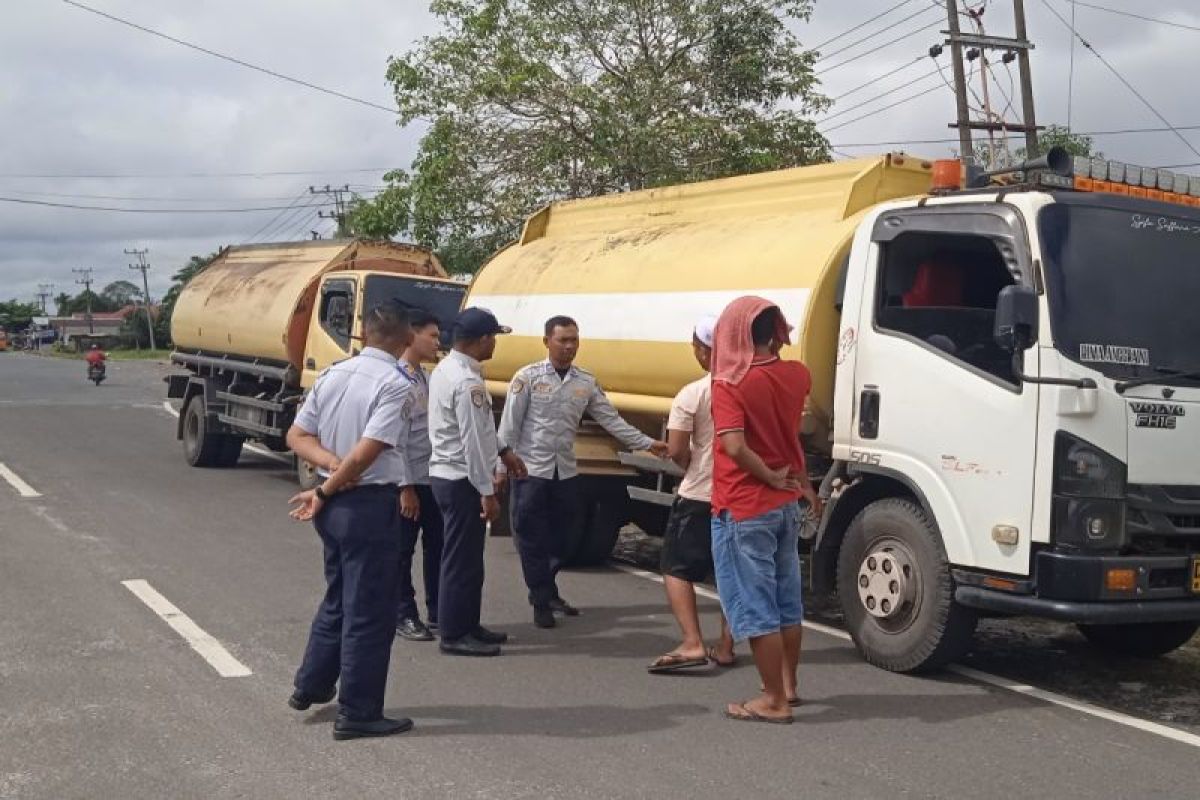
856,537,921,632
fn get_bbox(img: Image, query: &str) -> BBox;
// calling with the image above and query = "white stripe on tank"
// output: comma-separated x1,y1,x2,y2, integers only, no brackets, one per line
471,288,811,342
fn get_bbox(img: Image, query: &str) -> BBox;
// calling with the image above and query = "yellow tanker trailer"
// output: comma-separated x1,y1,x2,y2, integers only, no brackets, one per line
167,239,466,481
468,154,935,563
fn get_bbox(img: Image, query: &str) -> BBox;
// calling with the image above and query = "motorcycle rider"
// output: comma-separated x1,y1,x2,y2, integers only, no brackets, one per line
85,345,107,378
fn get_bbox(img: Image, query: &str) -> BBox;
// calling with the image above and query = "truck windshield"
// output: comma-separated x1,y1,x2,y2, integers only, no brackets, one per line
364,275,466,347
1039,196,1200,383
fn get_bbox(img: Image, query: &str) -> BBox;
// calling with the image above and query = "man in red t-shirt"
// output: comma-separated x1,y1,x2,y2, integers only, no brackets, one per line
710,300,818,724
85,345,106,367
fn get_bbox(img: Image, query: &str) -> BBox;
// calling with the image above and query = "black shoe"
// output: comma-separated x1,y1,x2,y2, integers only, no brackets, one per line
472,625,509,645
332,715,414,741
440,635,501,657
534,606,557,629
288,686,336,711
549,597,580,617
427,620,439,634
396,617,434,642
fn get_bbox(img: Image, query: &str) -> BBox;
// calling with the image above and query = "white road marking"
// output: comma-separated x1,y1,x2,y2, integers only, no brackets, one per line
121,579,252,678
0,462,42,497
611,561,1200,749
160,401,292,465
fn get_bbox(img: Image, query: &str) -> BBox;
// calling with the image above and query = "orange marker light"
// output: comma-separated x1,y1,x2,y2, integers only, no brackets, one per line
1105,568,1137,592
931,159,962,192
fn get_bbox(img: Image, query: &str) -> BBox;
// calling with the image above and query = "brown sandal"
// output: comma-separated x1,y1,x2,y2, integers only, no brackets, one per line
724,702,793,724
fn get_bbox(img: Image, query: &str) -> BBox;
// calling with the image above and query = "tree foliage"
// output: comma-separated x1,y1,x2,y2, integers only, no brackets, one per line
157,251,221,345
348,0,830,273
101,280,143,308
58,290,119,316
1017,124,1099,161
0,299,42,330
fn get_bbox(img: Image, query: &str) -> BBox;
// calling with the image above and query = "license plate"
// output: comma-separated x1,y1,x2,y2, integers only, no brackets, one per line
1192,556,1200,594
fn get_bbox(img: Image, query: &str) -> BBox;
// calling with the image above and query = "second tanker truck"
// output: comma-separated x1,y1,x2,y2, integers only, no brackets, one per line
166,239,466,485
468,151,1200,671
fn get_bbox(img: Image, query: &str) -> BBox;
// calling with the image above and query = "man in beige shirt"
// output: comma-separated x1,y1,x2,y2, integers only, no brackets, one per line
648,316,735,674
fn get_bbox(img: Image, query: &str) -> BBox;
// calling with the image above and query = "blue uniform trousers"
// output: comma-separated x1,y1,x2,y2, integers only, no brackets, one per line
294,484,401,722
396,484,444,624
431,477,487,642
511,475,580,608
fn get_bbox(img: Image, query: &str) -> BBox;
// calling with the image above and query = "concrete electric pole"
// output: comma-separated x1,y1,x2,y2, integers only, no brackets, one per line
125,248,157,351
72,268,95,334
310,184,352,238
943,0,1041,167
35,283,54,314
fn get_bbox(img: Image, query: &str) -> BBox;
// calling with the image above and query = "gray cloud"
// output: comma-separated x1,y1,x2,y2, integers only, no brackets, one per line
3,1,1198,306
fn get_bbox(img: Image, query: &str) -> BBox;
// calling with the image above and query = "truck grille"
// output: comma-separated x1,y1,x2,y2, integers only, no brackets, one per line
1127,484,1200,554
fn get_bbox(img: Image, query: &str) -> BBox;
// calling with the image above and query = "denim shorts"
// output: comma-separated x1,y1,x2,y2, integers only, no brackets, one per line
711,502,803,642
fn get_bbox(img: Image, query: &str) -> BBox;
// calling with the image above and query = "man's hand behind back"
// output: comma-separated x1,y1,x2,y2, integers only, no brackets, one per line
480,494,501,522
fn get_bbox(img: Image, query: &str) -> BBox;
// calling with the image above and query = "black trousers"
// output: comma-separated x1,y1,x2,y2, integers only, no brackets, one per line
396,484,444,624
511,475,581,608
431,477,487,642
294,484,400,722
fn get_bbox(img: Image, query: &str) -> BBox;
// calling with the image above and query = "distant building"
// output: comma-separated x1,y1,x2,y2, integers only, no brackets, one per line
48,304,159,349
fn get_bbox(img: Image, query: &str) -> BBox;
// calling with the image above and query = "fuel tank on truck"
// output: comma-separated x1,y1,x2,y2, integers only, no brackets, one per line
467,154,935,449
171,240,446,370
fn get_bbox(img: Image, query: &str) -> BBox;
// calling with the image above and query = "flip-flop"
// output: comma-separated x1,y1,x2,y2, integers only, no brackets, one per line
724,702,793,725
788,697,803,708
647,652,709,674
707,647,736,668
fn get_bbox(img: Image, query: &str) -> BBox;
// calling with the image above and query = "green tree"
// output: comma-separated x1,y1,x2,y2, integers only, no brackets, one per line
348,0,830,273
1017,124,1099,160
101,280,143,308
0,300,42,330
54,292,71,316
61,290,119,316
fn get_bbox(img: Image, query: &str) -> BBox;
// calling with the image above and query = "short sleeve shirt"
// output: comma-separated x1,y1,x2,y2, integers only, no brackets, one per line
668,376,713,503
711,358,811,521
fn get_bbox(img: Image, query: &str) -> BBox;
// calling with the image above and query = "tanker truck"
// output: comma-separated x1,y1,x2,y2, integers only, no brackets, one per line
467,151,1200,671
166,240,466,484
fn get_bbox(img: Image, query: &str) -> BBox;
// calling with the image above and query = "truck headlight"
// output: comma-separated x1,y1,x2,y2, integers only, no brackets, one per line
1052,433,1128,551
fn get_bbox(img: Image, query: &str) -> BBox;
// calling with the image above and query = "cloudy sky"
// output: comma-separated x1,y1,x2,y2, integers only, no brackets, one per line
3,0,1199,309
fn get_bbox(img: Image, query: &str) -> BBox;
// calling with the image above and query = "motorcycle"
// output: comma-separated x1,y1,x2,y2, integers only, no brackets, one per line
87,361,107,386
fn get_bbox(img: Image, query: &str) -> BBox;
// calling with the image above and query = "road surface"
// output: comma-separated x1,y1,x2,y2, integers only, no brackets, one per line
2,353,1198,799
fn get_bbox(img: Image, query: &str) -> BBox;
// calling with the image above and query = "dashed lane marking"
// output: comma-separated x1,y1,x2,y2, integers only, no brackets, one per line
160,401,292,465
610,561,1200,750
0,462,42,497
122,579,252,678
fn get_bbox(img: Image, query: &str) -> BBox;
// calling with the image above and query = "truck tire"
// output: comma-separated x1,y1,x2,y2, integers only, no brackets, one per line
1077,621,1200,658
182,397,238,469
295,456,321,490
837,497,977,673
218,437,244,468
565,486,630,567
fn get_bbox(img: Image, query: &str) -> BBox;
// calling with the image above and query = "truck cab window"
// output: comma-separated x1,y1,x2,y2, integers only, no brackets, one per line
876,232,1016,383
319,281,355,351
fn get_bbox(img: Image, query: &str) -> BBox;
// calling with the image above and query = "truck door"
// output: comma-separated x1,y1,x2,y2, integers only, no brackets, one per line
848,205,1040,576
302,277,357,385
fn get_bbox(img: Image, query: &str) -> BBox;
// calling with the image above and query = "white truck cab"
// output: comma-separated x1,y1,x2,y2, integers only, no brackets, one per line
819,158,1200,670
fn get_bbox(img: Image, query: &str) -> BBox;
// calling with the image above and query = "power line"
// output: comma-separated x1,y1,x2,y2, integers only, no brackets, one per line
0,167,393,179
818,5,940,62
1070,1,1200,34
0,188,324,203
829,122,1200,149
1040,0,1200,160
243,188,310,243
812,0,917,51
252,200,320,243
822,83,948,133
0,196,329,213
819,68,944,124
60,0,398,114
828,56,925,103
816,19,943,75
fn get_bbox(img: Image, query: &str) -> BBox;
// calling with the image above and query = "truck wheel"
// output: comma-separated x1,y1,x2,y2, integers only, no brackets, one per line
1077,621,1200,658
566,495,627,567
295,456,321,490
218,437,244,468
182,397,234,468
837,497,977,673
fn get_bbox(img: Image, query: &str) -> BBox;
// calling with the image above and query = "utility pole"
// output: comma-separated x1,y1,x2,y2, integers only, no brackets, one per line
72,268,95,334
943,0,1041,166
310,184,352,238
125,248,157,351
35,283,54,314
945,0,975,165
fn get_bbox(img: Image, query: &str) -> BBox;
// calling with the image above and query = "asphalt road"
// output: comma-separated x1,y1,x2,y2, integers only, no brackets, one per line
2,352,1199,800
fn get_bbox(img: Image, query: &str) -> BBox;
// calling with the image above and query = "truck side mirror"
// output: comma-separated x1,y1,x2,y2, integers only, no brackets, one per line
994,284,1038,352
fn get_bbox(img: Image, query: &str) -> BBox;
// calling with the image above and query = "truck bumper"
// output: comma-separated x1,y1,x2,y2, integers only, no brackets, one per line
956,551,1200,623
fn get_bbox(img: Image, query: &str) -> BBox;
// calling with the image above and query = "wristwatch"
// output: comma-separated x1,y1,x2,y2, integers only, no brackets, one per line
314,486,330,501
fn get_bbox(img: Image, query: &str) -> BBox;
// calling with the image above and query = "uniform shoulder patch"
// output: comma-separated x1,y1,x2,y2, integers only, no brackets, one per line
470,385,488,408
511,376,527,394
